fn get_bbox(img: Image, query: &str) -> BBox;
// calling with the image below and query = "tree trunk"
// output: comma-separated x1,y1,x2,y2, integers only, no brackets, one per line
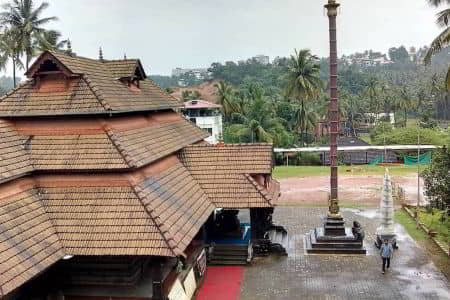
12,58,16,88
300,100,305,147
404,108,407,127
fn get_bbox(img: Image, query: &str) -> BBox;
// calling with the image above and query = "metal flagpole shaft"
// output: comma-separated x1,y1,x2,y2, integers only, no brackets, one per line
416,124,420,228
325,0,340,218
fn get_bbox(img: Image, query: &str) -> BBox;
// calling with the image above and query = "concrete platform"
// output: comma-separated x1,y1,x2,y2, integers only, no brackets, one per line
306,227,367,254
240,207,450,300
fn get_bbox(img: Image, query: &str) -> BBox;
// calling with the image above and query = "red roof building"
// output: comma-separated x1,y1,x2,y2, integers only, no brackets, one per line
0,51,281,300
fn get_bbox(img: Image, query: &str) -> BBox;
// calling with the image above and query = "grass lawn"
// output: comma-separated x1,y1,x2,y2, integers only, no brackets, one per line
395,210,450,278
419,208,449,246
274,165,418,179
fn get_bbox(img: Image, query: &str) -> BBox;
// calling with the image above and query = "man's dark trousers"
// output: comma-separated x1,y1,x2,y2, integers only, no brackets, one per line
382,257,390,272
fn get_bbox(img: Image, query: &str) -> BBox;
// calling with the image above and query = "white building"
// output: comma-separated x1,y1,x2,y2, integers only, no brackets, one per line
252,55,270,65
363,113,395,126
183,100,223,144
171,67,209,79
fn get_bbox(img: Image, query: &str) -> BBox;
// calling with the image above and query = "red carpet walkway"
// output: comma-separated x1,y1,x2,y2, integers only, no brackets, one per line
196,266,245,300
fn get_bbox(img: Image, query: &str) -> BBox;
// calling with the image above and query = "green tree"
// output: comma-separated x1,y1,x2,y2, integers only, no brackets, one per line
424,0,450,90
422,145,450,207
35,29,67,52
363,77,381,116
284,49,323,146
0,28,23,88
396,86,416,126
0,0,58,70
225,85,290,145
214,81,237,119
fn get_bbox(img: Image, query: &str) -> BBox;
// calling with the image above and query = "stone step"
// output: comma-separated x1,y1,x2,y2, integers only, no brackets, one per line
324,227,346,236
311,242,363,249
267,227,289,256
307,247,367,254
306,229,366,255
212,244,248,251
212,249,248,256
325,219,345,225
209,260,248,265
211,254,248,260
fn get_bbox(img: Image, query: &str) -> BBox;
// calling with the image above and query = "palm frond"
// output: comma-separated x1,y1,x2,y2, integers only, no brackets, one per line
436,8,450,27
446,68,450,91
424,27,450,65
427,0,450,7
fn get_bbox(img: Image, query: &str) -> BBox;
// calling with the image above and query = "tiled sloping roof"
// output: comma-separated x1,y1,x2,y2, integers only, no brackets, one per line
29,134,129,170
178,144,276,208
134,161,214,255
50,51,182,113
0,121,33,183
180,143,273,173
0,77,105,116
39,186,174,256
0,188,65,297
111,119,209,168
0,51,182,116
184,99,222,109
246,174,280,205
0,115,207,181
104,60,140,78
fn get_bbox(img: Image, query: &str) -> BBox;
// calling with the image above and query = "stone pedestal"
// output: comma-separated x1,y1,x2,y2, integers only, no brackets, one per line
324,216,346,236
306,196,366,254
306,227,366,254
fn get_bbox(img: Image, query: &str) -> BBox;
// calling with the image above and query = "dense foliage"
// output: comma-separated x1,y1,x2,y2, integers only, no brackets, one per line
205,46,450,149
422,146,450,207
370,124,450,146
424,0,450,90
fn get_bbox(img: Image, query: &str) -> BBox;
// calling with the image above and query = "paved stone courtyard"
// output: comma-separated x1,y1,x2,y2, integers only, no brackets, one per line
240,207,450,300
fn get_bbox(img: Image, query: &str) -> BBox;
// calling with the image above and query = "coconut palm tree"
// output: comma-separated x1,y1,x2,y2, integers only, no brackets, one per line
214,81,237,119
0,28,23,88
285,49,323,145
35,29,67,52
0,0,58,70
363,77,381,120
227,85,287,144
424,0,450,90
396,86,416,127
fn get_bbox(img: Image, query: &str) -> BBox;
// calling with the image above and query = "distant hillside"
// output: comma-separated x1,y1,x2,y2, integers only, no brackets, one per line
148,75,178,89
0,76,20,95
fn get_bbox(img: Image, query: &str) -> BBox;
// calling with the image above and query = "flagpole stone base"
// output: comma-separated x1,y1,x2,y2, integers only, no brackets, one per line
306,217,367,254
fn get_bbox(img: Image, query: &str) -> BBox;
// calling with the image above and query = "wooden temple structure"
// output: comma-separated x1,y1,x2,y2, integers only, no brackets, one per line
0,50,283,299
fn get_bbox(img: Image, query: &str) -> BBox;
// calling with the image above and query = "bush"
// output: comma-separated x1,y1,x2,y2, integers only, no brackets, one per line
295,152,322,166
371,126,447,146
422,146,450,207
369,122,394,143
274,152,322,166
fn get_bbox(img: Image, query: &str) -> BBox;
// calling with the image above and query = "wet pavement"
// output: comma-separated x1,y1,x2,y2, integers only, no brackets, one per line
240,207,450,300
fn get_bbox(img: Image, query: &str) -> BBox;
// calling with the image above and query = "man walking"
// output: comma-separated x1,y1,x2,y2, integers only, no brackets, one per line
380,239,394,274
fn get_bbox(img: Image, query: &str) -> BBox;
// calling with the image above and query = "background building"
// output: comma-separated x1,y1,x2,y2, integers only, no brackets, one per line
252,55,270,65
184,99,223,144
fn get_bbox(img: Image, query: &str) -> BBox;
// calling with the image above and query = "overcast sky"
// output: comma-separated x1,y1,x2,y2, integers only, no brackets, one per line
0,0,443,76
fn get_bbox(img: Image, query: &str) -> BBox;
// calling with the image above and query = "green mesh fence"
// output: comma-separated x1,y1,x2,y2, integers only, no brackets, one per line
404,151,432,165
369,155,384,165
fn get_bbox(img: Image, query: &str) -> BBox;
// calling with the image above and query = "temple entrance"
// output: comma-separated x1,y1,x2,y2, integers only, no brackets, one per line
205,208,288,265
